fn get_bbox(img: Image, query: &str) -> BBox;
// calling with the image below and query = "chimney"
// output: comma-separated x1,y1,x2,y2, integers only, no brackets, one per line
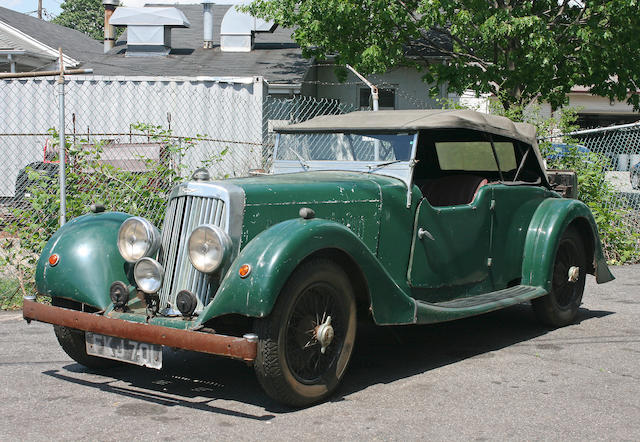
202,1,214,49
103,0,120,54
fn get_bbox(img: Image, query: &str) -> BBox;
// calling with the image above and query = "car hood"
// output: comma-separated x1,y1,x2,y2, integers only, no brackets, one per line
225,171,400,206
224,171,404,253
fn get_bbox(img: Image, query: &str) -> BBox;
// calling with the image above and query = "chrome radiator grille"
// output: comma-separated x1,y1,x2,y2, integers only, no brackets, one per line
158,195,227,313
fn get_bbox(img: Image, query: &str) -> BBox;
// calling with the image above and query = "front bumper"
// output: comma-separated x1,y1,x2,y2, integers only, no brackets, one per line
23,298,257,362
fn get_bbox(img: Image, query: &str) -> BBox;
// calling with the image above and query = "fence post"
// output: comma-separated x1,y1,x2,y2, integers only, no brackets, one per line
57,48,67,226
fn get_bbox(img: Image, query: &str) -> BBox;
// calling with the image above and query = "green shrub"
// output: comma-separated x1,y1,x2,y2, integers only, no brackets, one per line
492,101,639,264
540,141,640,264
0,123,226,306
0,277,22,310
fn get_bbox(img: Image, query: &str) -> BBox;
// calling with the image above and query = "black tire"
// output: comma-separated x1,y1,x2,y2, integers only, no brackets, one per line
532,227,587,327
53,325,121,369
631,172,639,190
253,259,357,407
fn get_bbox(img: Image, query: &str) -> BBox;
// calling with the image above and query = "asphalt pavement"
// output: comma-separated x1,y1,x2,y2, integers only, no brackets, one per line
1,265,639,441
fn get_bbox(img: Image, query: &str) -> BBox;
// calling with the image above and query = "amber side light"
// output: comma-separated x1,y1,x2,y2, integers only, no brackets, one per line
239,264,251,278
48,254,59,266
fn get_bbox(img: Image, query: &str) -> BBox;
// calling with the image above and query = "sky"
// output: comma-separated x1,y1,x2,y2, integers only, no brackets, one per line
0,0,248,20
0,0,63,18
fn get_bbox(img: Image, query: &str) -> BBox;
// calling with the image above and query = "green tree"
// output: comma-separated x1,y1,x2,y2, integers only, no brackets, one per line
247,0,640,111
52,0,103,41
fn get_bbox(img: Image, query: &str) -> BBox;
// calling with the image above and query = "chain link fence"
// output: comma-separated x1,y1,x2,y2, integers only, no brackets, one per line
545,123,640,260
0,77,354,295
2,72,637,304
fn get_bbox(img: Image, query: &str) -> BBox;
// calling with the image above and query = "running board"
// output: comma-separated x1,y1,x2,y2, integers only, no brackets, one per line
414,285,547,324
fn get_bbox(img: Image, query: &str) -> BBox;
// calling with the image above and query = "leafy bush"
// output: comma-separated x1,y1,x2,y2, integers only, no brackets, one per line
492,101,639,264
540,141,640,264
0,124,224,304
0,277,22,310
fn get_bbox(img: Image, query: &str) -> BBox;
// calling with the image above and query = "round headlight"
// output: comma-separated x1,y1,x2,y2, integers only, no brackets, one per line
117,217,161,263
188,224,232,273
134,258,163,294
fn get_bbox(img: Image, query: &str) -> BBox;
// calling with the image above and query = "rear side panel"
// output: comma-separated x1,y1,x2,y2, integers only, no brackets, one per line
521,198,614,290
489,185,551,288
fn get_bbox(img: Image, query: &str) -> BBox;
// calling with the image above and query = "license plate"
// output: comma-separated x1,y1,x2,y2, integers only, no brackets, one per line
85,332,162,369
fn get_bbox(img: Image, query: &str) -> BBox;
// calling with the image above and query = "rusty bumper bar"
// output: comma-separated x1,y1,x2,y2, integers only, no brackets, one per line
23,299,257,362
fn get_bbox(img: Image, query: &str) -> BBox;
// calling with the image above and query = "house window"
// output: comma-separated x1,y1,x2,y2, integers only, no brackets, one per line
360,88,395,110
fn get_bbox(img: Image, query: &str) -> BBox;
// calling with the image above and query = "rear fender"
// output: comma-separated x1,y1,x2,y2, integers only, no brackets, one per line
197,218,416,325
35,212,134,310
521,198,614,291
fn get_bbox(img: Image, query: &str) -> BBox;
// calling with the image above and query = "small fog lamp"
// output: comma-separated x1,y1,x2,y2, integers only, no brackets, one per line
134,257,164,294
176,290,198,317
110,281,130,309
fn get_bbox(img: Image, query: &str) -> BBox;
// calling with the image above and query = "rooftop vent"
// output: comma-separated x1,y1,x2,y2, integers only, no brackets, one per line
109,7,191,57
202,1,214,49
220,1,277,52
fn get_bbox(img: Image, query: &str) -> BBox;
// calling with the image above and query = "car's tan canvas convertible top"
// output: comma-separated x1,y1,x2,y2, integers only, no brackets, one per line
279,109,534,143
278,109,547,182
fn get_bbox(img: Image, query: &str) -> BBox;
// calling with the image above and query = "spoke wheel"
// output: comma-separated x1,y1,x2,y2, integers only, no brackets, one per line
285,282,345,384
254,259,357,407
532,227,586,327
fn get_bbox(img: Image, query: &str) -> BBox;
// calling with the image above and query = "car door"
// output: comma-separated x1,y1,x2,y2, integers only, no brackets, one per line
407,185,493,296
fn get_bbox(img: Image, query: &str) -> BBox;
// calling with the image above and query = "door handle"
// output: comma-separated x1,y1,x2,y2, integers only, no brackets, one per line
418,228,434,241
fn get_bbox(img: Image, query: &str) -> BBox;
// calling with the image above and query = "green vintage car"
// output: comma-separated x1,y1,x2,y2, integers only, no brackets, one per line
24,109,614,407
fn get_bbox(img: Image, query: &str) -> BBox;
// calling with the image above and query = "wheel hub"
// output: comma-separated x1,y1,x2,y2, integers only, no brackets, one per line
568,266,580,283
315,316,334,354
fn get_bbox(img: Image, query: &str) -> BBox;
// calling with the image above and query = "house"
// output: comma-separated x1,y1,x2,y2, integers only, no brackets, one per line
78,3,311,97
0,3,323,198
0,6,103,72
2,1,636,200
80,1,448,107
546,87,639,129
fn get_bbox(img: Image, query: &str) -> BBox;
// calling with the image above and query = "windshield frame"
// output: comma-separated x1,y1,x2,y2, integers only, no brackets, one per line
273,131,419,207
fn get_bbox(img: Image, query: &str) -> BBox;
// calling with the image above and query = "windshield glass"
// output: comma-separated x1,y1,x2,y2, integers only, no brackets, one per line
276,133,415,162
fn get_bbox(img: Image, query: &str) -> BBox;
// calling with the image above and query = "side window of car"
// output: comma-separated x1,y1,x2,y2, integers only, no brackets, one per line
435,141,517,172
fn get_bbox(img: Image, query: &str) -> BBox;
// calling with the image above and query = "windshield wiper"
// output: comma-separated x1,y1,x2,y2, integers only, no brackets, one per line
367,159,402,171
288,147,309,170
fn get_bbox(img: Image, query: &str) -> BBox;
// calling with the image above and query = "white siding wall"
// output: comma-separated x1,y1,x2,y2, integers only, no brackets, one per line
539,93,638,119
315,65,444,110
0,76,264,196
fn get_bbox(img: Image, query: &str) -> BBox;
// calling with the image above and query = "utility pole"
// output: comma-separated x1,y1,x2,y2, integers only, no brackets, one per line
38,0,42,19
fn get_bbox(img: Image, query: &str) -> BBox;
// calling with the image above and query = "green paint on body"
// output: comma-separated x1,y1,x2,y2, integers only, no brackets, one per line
34,169,613,329
35,212,133,310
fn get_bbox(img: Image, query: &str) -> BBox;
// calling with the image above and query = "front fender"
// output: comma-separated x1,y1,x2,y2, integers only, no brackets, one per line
35,212,134,310
521,198,614,291
198,218,416,325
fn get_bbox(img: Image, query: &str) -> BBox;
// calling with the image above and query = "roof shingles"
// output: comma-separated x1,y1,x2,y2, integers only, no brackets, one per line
0,5,103,68
89,5,309,83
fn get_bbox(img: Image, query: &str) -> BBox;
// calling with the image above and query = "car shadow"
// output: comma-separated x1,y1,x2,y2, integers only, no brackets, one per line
339,304,612,398
42,303,612,415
